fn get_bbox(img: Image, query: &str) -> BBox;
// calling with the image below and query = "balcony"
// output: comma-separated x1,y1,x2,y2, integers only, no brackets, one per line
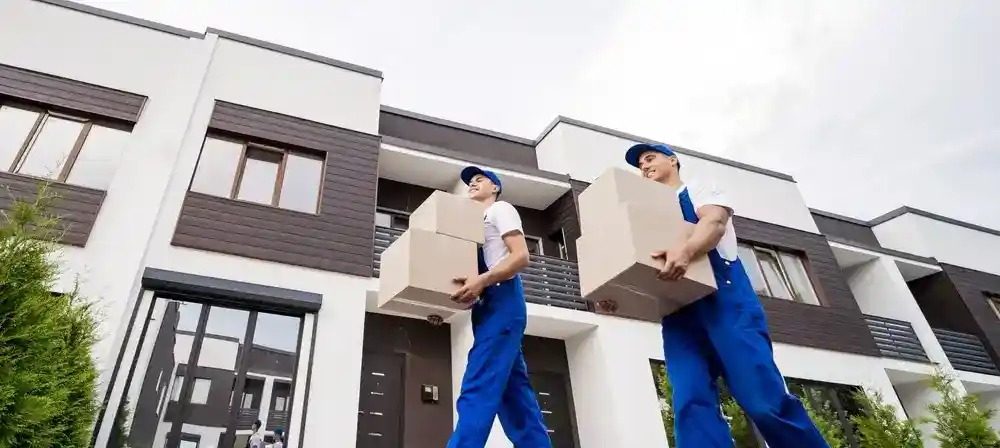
267,410,290,431
864,315,930,363
235,407,259,429
373,226,587,311
933,328,1000,376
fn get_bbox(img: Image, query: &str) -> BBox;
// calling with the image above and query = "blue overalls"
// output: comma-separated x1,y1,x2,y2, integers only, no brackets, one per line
447,249,552,448
662,188,829,448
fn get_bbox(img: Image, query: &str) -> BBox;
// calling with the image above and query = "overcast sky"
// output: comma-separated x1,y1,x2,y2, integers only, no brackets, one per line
80,0,1000,228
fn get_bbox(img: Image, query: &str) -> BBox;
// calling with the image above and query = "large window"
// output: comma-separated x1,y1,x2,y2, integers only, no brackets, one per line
738,243,820,305
190,135,325,213
0,103,129,189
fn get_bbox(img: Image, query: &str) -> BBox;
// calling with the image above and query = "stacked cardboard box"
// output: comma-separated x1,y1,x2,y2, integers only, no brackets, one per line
576,168,717,322
378,190,486,320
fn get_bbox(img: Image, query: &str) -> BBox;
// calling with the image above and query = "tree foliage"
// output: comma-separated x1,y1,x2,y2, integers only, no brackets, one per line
849,388,923,448
0,187,99,448
927,371,1000,448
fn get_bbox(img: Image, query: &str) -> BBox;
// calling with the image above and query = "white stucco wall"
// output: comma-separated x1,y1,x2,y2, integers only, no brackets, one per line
896,381,945,448
846,257,954,369
535,121,819,233
873,212,1000,276
0,0,219,394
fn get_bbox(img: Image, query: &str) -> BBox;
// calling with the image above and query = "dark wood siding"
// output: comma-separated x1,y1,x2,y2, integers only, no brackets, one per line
0,64,146,122
936,265,1000,367
545,191,581,261
376,179,434,213
173,102,380,277
811,212,881,248
362,313,453,448
733,216,880,356
379,110,537,168
0,172,105,246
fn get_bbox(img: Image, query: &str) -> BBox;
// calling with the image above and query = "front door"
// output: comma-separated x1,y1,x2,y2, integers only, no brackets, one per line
112,299,303,448
530,371,576,448
356,353,404,448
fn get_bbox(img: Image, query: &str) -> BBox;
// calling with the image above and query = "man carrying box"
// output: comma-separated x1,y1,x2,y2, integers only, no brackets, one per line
446,166,551,448
624,143,828,448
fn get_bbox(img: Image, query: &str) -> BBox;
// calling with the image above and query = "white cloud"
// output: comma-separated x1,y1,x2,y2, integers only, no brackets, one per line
78,0,1000,227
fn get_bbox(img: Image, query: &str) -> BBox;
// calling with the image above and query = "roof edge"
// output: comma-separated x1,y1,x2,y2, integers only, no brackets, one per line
381,105,535,146
826,235,940,267
870,206,1000,238
206,28,383,79
34,0,202,38
809,208,872,227
538,116,797,183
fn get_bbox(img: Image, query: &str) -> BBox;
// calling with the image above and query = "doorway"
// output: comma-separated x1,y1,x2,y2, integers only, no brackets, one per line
113,298,303,448
356,353,405,448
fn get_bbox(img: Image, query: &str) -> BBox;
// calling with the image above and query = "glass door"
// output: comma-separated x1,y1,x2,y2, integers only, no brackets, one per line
113,299,302,448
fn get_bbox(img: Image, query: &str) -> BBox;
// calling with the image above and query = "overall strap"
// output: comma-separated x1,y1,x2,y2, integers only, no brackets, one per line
677,187,699,224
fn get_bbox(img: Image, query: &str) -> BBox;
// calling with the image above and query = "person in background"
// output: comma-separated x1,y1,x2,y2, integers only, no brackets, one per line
446,166,551,448
624,143,829,448
247,420,264,448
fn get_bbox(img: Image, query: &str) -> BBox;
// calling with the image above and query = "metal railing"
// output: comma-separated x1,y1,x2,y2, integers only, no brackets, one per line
373,226,587,311
267,410,290,430
235,407,259,429
933,328,1000,376
863,315,930,363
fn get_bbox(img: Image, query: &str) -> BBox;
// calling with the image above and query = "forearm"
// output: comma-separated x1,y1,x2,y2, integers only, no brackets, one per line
682,219,726,258
482,253,529,284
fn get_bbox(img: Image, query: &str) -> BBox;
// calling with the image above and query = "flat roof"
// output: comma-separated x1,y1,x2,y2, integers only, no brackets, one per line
537,116,797,183
870,206,1000,238
34,0,382,78
381,105,535,146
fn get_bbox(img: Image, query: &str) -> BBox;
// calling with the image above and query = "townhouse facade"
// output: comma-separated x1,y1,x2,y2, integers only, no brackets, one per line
0,1,998,447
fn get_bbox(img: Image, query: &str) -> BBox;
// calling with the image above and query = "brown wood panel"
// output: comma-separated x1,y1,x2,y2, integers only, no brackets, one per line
0,172,105,246
376,179,434,213
362,313,453,448
544,191,581,261
173,102,380,276
733,216,879,356
379,109,538,169
811,212,881,248
938,264,1000,368
0,64,145,122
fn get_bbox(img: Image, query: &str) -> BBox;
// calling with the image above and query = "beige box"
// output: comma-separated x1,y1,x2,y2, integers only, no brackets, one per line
577,167,681,236
380,298,460,321
408,190,487,244
377,228,479,318
576,203,717,322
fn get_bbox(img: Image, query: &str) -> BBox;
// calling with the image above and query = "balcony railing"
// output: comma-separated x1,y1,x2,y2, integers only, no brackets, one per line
267,410,290,430
235,407,259,429
373,226,587,311
933,328,1000,376
864,315,930,363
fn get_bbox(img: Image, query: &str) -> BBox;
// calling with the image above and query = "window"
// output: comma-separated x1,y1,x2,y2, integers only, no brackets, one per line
189,378,211,404
375,208,409,230
988,295,1000,320
170,376,184,402
0,104,129,189
525,235,544,256
241,391,256,409
738,243,820,305
274,396,287,412
190,135,324,213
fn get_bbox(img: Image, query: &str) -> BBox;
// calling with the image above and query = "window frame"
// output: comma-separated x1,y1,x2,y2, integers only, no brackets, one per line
375,207,410,230
192,134,327,215
525,234,545,256
738,241,821,305
987,294,1000,321
1,101,130,185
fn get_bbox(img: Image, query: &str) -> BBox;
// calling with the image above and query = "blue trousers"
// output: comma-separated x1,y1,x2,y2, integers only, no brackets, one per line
447,276,551,448
662,258,829,448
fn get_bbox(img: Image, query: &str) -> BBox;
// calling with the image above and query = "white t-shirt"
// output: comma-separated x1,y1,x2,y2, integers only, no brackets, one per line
482,200,524,270
679,181,738,261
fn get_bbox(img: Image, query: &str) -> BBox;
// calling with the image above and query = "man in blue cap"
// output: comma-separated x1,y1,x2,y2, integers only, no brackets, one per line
446,166,551,448
623,143,828,448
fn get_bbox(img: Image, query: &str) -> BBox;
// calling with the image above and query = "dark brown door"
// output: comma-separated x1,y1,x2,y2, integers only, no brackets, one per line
356,353,404,448
530,371,576,448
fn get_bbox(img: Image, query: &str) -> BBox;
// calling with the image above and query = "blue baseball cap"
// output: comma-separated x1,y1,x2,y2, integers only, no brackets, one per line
460,166,502,196
625,143,680,169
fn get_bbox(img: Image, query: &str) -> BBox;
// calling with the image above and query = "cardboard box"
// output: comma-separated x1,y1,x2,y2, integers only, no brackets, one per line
377,228,479,318
380,298,460,321
576,203,717,322
577,167,680,236
408,190,487,244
